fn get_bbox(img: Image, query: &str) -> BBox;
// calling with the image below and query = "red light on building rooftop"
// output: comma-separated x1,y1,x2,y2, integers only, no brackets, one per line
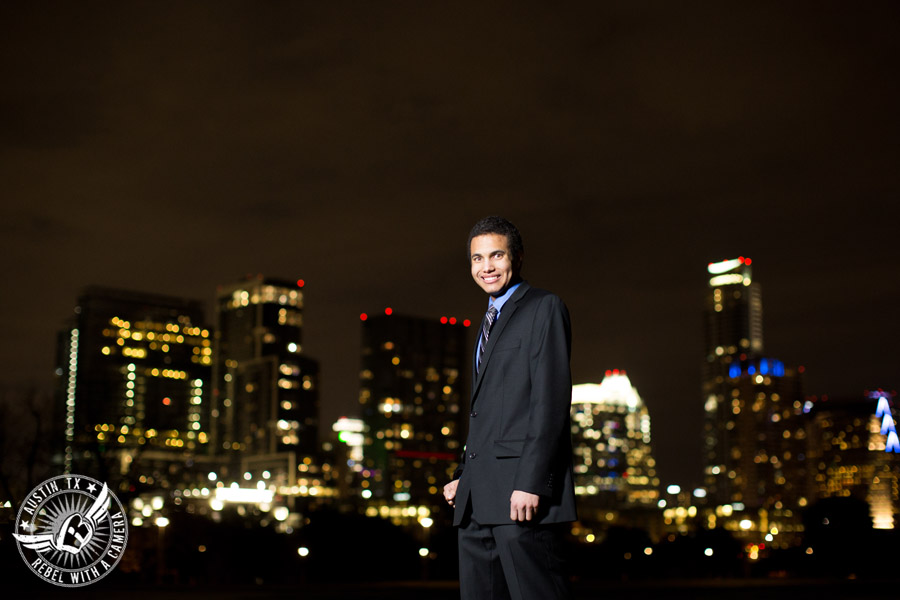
296,279,305,288
360,313,368,321
449,317,457,324
385,307,393,315
440,316,448,324
463,319,471,327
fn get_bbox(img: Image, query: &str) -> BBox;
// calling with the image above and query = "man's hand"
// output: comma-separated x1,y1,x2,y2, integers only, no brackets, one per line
443,480,459,507
510,490,540,521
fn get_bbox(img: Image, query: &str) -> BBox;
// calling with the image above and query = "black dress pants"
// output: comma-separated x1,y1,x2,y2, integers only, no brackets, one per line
458,513,572,600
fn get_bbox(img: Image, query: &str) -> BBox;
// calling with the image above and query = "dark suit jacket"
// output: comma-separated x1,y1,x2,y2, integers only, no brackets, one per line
453,282,577,526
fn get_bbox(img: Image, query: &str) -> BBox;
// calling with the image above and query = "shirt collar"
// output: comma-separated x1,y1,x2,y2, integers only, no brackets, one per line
488,281,522,315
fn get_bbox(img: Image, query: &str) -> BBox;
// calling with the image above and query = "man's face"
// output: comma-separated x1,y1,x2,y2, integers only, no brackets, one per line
470,233,521,298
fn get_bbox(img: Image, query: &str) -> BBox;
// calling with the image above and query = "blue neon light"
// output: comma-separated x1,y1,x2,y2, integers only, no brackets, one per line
872,395,898,453
881,414,895,436
726,358,786,380
887,431,900,453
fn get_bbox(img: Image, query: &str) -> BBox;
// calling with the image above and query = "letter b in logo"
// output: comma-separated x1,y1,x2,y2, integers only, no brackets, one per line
57,513,94,554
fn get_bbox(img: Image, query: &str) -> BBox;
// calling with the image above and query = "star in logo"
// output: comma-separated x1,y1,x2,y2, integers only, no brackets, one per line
19,520,36,534
87,483,98,493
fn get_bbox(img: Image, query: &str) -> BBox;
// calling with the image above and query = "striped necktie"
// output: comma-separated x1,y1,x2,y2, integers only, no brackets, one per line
477,305,498,373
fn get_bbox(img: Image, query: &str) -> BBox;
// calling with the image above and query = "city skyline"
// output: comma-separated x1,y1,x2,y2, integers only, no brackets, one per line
2,3,899,489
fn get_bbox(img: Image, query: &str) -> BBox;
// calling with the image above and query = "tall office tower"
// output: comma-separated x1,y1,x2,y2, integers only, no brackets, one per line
703,257,763,359
807,391,900,530
701,258,809,545
57,286,212,486
358,309,469,521
571,371,660,512
213,276,319,483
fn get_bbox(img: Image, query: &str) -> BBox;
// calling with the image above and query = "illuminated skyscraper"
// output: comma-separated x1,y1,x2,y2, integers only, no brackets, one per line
212,276,319,484
358,310,469,521
703,257,763,358
571,372,660,510
807,391,900,530
701,258,809,545
57,286,212,485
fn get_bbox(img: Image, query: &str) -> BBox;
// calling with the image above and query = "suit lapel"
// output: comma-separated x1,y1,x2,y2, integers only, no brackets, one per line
471,282,530,403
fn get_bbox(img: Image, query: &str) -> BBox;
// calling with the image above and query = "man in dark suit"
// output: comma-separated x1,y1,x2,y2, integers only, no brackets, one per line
444,216,576,600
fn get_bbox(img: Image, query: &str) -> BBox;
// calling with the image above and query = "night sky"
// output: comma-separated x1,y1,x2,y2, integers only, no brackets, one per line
2,2,899,487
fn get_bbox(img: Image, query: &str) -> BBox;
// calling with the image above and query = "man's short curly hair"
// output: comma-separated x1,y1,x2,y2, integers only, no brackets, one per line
467,216,524,263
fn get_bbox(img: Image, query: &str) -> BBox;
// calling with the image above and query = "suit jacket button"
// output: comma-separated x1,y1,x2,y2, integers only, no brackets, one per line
468,452,477,459
470,411,477,417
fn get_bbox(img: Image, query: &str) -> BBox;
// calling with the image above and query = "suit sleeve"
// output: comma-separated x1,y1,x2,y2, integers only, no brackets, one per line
512,294,572,496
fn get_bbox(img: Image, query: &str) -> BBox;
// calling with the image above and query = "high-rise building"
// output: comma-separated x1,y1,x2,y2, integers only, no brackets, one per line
571,371,660,510
703,257,763,359
212,276,320,486
358,309,469,522
701,258,810,545
56,286,212,487
806,390,900,530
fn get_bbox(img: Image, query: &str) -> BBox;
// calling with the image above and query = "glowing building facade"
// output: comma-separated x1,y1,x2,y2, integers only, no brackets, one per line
56,286,212,485
571,372,660,511
212,276,320,489
358,310,469,523
806,391,900,530
701,258,809,545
